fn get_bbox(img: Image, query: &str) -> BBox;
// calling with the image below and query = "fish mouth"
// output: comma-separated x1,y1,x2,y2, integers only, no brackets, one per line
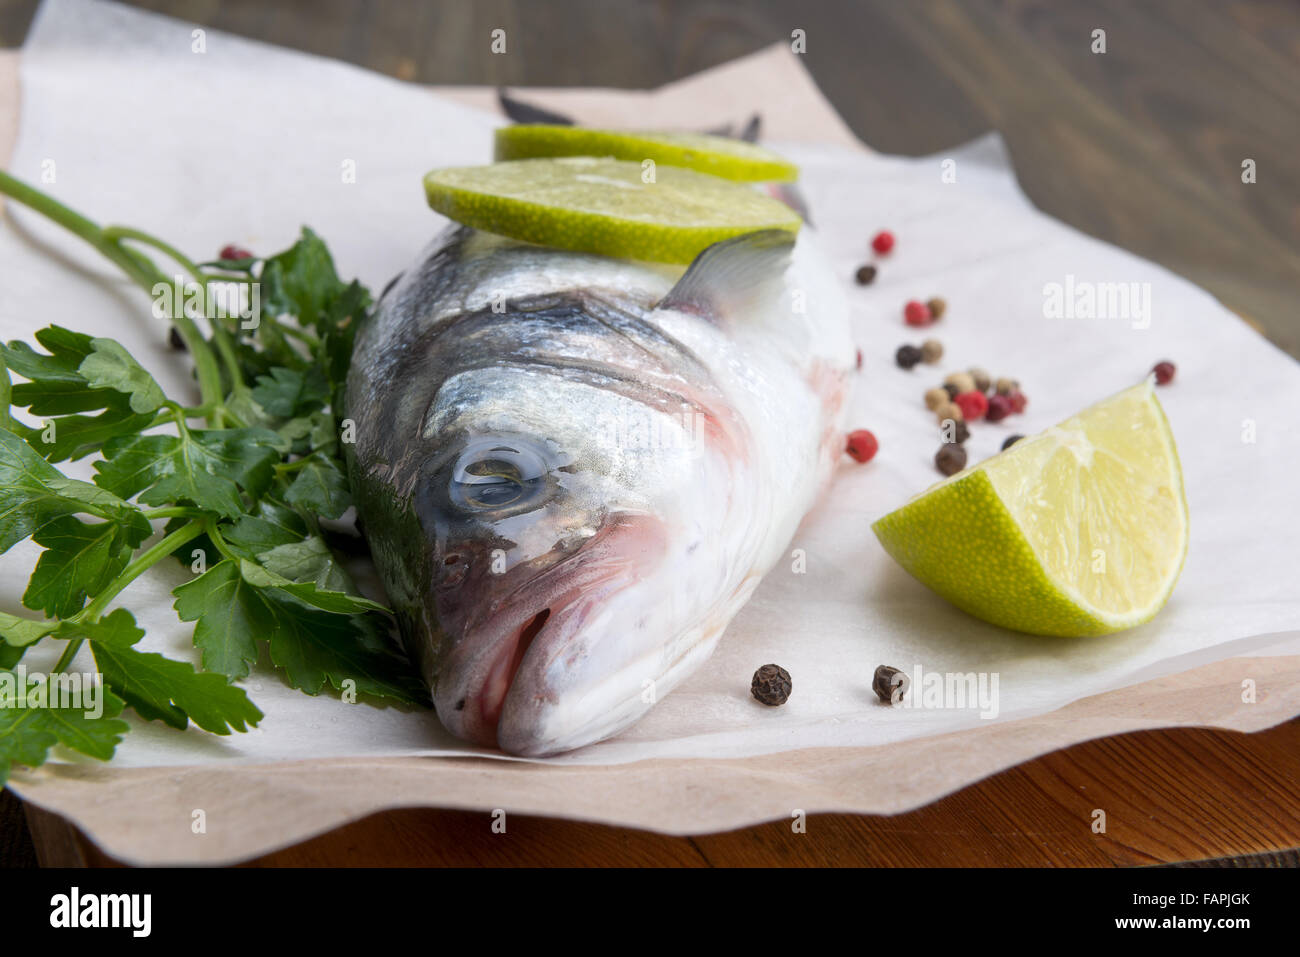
432,514,666,753
479,607,551,732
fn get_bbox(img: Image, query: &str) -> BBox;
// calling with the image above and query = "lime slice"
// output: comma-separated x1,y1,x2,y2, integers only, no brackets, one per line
423,157,801,263
494,125,799,182
872,380,1189,637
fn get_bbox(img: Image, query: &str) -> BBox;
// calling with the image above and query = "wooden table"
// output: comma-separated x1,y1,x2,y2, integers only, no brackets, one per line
2,0,1298,866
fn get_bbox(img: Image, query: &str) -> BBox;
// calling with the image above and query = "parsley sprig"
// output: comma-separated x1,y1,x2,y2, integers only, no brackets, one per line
0,170,424,785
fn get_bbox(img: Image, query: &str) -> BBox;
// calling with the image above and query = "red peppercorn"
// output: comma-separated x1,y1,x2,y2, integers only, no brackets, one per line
855,348,863,370
904,300,931,326
220,244,253,261
954,390,988,421
1007,390,1028,414
845,429,879,463
985,393,1012,423
871,230,895,255
1153,360,1176,385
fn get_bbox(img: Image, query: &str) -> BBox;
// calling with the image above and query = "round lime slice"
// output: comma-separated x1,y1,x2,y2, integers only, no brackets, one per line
872,381,1189,637
494,125,799,182
423,157,801,263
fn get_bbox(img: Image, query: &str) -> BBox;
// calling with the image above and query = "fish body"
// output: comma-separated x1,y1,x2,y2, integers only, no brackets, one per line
345,225,853,755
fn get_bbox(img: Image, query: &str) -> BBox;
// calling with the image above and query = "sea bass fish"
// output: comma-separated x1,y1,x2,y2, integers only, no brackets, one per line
344,225,854,755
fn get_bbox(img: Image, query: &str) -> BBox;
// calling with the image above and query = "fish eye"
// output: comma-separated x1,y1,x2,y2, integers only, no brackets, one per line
449,439,552,514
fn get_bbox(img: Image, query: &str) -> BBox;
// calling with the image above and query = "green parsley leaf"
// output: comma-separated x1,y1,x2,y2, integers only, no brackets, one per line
260,228,342,331
265,600,423,703
0,172,428,780
77,338,166,414
0,429,147,553
219,503,308,556
0,611,58,648
250,365,329,418
22,516,142,618
2,328,160,458
171,560,268,680
256,535,349,587
239,557,386,615
0,681,129,785
319,280,370,402
1,326,95,376
1,329,120,415
173,558,418,702
94,427,283,519
86,609,263,734
283,455,352,519
28,405,158,463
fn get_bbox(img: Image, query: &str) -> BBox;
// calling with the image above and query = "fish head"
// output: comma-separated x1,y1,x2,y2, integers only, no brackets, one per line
350,229,823,757
413,355,735,757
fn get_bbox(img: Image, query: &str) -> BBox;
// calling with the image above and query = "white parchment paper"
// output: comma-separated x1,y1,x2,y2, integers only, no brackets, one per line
2,0,1298,782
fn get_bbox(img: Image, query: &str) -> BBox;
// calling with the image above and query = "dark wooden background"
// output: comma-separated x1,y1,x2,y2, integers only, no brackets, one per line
3,0,1295,355
1,0,1298,866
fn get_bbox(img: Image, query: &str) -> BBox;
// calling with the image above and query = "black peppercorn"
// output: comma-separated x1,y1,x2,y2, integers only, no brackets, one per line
1002,434,1024,451
168,326,187,351
895,344,923,369
751,663,792,706
935,443,967,476
854,264,877,285
942,382,960,400
873,665,909,704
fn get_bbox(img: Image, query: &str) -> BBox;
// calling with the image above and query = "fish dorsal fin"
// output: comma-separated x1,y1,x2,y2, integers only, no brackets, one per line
656,229,795,321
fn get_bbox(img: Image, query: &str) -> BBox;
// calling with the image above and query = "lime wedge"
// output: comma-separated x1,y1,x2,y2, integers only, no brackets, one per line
872,380,1189,637
423,158,801,263
494,126,799,182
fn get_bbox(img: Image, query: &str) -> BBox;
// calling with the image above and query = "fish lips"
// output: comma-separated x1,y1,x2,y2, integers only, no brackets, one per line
431,513,667,755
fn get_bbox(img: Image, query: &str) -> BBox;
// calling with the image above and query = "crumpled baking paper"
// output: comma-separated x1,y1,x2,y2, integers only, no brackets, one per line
1,0,1297,863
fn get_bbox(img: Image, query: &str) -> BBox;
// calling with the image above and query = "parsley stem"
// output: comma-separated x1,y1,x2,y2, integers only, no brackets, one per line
211,324,249,398
0,170,224,420
205,522,241,563
81,521,207,623
0,363,22,433
273,455,317,474
51,521,207,673
104,225,250,400
141,506,208,520
102,225,206,279
280,324,321,348
51,637,82,674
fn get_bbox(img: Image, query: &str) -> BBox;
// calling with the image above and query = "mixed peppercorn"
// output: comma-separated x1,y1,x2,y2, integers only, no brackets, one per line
872,665,909,704
781,232,1182,714
850,229,1176,481
751,664,793,706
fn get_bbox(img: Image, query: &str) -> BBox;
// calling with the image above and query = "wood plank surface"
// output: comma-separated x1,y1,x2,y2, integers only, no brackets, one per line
18,716,1300,866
